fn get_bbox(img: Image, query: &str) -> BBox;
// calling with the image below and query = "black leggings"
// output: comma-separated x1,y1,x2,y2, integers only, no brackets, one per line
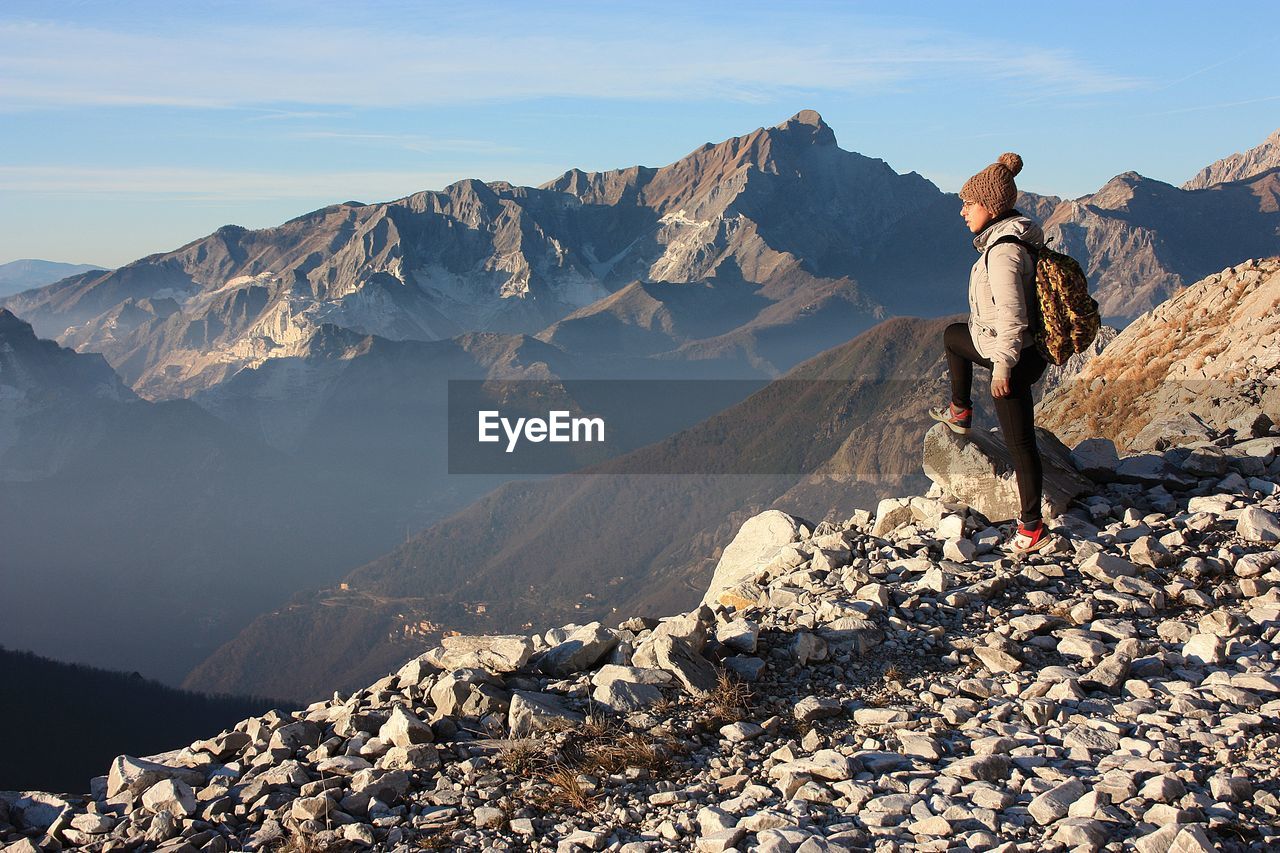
944,322,1048,524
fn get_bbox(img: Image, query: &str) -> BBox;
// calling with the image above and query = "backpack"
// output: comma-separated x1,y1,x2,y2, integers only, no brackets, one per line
987,235,1101,365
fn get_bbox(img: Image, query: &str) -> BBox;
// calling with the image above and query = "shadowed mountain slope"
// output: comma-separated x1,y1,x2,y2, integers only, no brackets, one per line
0,312,402,684
186,315,966,700
0,647,281,793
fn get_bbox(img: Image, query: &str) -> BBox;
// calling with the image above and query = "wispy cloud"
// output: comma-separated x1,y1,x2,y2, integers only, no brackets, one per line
0,165,556,202
1135,94,1280,118
0,14,1142,111
290,131,524,156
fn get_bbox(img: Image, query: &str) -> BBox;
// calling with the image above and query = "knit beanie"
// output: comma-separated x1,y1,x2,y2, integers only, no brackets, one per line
959,153,1023,214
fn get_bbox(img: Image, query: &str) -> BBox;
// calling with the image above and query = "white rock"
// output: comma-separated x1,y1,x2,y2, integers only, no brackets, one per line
1237,506,1280,541
701,510,803,606
1182,634,1226,666
1028,778,1085,825
652,634,718,696
430,634,534,672
507,691,584,737
943,537,977,562
140,779,197,817
592,679,662,712
715,618,759,653
378,705,433,748
106,755,204,799
922,423,1091,521
1080,552,1138,582
720,722,765,743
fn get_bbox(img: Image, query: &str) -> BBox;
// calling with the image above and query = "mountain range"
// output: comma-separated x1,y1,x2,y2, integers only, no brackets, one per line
1039,166,1280,320
0,259,104,299
1,111,974,403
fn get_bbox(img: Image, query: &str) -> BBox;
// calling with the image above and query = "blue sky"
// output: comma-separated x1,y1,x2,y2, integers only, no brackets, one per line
2,0,1277,267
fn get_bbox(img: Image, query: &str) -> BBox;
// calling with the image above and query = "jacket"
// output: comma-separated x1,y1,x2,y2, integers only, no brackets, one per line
968,210,1044,380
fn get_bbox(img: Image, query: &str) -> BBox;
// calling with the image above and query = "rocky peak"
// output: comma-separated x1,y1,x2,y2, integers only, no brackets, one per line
1184,127,1280,190
0,309,134,403
0,307,36,340
1081,171,1159,212
772,109,838,147
541,109,843,213
717,109,840,179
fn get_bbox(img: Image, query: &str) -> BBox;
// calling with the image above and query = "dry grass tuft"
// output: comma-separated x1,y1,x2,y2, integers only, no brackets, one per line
275,834,351,853
584,732,676,777
698,671,753,728
508,710,683,818
411,826,464,850
542,766,597,811
578,712,613,740
497,739,549,776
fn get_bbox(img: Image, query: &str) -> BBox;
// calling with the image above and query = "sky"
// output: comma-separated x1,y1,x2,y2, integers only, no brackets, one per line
2,0,1278,267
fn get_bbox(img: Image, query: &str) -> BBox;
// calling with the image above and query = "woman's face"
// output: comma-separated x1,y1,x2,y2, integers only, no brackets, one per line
960,198,995,234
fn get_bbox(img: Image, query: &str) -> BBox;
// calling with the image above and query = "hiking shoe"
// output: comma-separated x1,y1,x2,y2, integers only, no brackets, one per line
928,402,972,435
1009,521,1053,555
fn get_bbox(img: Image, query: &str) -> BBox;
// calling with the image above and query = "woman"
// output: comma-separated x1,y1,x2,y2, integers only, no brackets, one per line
930,152,1052,554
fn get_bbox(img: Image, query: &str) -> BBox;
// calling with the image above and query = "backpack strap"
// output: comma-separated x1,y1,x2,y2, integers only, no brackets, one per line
983,234,1036,267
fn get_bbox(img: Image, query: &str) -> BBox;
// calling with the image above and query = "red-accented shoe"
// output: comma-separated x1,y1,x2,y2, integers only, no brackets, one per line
1009,520,1053,555
928,402,972,435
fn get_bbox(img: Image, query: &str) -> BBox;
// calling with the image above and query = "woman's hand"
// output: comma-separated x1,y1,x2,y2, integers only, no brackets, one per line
991,378,1011,398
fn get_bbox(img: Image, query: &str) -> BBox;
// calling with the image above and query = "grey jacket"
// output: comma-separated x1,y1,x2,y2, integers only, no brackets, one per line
968,211,1044,380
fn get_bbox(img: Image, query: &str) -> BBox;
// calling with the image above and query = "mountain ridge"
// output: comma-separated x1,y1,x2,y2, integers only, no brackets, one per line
0,110,975,400
1183,127,1280,189
0,259,106,299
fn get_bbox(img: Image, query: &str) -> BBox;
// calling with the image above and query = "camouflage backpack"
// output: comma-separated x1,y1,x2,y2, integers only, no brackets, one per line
988,235,1101,365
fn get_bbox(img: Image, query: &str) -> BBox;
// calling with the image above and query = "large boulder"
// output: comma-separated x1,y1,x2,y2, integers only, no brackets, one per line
0,792,72,831
267,720,322,752
922,423,1092,522
592,679,663,713
1112,453,1195,488
378,705,434,747
700,510,805,607
1129,412,1215,452
1070,437,1120,482
424,635,534,673
106,755,205,800
538,622,618,676
508,691,585,737
632,606,714,667
1238,506,1280,542
140,779,197,817
428,668,510,720
650,635,718,697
